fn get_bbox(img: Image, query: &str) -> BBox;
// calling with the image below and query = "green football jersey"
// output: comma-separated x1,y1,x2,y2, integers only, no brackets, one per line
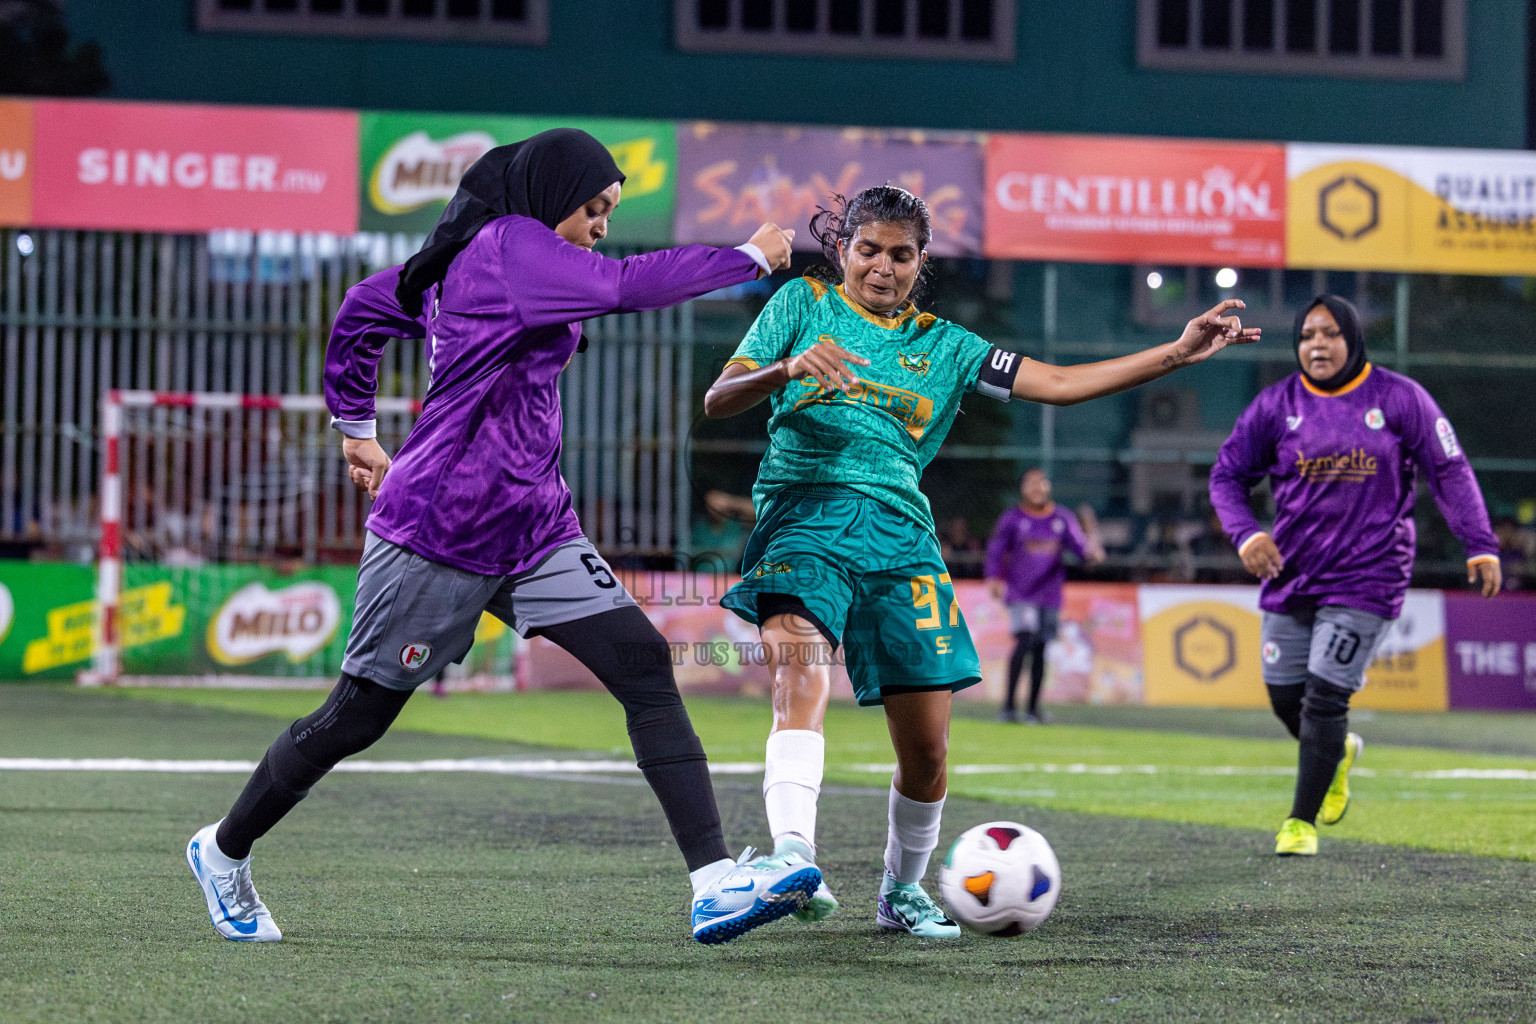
726,276,1011,534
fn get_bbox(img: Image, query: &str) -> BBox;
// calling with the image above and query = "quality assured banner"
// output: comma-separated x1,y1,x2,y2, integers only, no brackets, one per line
1139,585,1447,711
985,134,1286,267
359,111,676,245
673,123,985,257
1287,143,1536,275
30,99,358,234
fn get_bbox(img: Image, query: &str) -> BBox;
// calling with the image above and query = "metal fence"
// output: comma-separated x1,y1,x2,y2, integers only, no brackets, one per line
0,228,697,564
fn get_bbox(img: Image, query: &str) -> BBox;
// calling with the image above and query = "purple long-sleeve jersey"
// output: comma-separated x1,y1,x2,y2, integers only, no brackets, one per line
323,214,758,575
984,504,1088,608
324,265,428,427
1209,364,1498,619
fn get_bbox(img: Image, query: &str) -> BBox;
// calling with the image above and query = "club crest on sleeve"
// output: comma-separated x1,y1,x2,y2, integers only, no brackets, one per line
1364,408,1385,430
399,642,432,671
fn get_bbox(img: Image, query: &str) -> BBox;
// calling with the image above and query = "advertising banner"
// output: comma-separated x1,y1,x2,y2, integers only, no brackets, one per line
524,575,1140,705
30,99,358,234
0,561,511,683
985,134,1286,266
359,112,676,245
1140,585,1447,710
1287,143,1536,275
0,99,32,226
1445,593,1536,710
673,123,985,257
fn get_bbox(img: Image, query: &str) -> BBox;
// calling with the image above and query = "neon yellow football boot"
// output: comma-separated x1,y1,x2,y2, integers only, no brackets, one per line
1320,732,1363,826
1275,817,1318,856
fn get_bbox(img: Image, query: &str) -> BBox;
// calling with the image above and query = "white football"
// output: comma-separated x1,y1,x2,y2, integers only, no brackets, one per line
938,821,1061,936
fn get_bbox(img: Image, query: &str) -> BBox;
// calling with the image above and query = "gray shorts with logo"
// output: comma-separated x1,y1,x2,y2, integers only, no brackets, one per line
341,532,636,690
1007,602,1060,641
1260,604,1393,692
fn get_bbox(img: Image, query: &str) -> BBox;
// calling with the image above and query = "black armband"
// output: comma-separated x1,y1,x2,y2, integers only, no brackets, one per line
974,346,1023,402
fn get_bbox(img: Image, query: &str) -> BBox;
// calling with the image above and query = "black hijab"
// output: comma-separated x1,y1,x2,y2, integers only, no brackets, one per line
395,128,625,315
1294,293,1368,392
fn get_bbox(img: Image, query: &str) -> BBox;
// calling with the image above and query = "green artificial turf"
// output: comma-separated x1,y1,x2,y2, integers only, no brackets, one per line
106,685,1536,861
2,686,1534,1024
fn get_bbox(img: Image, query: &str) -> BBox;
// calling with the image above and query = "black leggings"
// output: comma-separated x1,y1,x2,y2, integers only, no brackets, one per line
1267,676,1352,824
1004,631,1048,714
216,606,728,871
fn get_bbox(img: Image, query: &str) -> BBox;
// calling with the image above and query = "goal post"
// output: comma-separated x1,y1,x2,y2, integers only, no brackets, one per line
81,389,429,687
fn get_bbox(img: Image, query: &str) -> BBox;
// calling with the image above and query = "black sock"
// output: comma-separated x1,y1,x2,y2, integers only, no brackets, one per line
538,607,729,871
216,673,411,859
1267,683,1304,741
1026,639,1047,716
1289,676,1351,824
1004,632,1032,712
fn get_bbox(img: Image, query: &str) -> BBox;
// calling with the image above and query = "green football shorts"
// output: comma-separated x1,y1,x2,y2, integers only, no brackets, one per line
721,485,981,707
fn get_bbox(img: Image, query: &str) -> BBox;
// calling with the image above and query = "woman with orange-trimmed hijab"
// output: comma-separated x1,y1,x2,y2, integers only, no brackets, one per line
1210,294,1501,858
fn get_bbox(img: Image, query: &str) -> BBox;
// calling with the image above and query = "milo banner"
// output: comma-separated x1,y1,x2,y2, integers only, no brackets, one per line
673,122,985,257
0,561,513,684
1287,143,1536,275
1139,585,1448,711
358,111,676,245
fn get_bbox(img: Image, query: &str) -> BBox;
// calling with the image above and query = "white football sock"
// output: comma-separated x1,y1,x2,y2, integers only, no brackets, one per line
763,729,824,855
883,784,945,886
202,819,246,872
688,857,735,896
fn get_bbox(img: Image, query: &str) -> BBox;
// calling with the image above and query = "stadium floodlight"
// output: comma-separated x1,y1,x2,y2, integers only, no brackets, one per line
1146,271,1163,289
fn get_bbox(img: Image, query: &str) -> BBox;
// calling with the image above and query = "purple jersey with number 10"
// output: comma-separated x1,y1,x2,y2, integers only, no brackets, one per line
984,503,1089,609
1209,364,1498,619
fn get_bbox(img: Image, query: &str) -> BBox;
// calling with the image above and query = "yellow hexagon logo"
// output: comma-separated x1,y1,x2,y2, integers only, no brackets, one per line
1318,175,1380,241
1173,616,1237,682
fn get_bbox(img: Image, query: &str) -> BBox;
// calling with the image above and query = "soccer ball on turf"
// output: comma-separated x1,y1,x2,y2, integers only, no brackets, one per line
938,821,1061,936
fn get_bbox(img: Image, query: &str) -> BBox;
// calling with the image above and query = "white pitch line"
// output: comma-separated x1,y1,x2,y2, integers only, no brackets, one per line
0,758,1532,781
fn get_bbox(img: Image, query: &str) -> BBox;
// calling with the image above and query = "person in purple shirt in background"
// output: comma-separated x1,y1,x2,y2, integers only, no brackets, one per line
1210,294,1501,858
186,129,819,947
985,468,1105,724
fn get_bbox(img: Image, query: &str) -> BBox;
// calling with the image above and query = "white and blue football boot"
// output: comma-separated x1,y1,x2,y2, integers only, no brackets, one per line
186,821,282,942
691,846,821,945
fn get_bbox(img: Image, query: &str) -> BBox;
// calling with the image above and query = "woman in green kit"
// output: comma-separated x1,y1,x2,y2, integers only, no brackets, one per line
704,184,1261,936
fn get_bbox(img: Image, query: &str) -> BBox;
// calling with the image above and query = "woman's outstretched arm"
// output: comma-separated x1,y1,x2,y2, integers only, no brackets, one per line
1011,299,1261,406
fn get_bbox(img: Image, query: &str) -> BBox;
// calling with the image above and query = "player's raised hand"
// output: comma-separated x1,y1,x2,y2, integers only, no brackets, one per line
343,436,391,499
1240,533,1285,581
1469,558,1502,598
786,338,870,392
1168,299,1263,367
747,222,796,273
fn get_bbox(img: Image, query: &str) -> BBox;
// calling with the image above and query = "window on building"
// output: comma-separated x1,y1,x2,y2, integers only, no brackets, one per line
1138,0,1464,80
196,0,547,44
676,0,1015,61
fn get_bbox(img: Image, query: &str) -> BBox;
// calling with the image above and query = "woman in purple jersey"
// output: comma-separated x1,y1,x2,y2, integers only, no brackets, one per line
186,130,821,947
1210,294,1501,858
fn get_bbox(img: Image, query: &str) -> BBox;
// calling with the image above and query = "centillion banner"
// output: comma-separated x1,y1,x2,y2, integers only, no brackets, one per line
1140,585,1447,710
1287,143,1536,275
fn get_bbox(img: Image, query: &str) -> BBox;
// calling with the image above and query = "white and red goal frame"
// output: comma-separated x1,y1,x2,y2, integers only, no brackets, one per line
83,389,421,685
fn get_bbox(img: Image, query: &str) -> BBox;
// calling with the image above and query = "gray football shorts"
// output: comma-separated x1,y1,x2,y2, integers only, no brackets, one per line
341,531,637,689
1259,604,1393,692
1007,601,1060,641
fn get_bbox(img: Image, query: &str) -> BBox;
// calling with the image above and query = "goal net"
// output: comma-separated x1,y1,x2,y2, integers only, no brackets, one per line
82,390,520,690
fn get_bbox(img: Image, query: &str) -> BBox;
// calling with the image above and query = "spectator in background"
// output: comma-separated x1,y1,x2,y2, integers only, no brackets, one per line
938,516,986,578
690,490,755,572
985,468,1104,723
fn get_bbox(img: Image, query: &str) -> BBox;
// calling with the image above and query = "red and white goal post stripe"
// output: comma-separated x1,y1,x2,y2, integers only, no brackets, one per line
82,389,421,686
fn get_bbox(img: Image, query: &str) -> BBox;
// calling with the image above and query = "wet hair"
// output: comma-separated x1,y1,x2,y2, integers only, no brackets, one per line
806,184,934,303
